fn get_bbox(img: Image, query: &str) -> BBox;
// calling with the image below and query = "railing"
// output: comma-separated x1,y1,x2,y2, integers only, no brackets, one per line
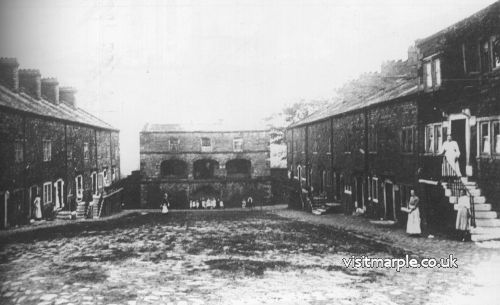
98,188,124,218
441,158,476,228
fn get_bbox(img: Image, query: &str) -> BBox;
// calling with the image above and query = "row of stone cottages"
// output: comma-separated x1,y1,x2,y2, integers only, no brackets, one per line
285,1,500,237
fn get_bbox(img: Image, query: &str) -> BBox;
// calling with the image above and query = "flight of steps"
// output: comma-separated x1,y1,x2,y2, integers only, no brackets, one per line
442,178,500,241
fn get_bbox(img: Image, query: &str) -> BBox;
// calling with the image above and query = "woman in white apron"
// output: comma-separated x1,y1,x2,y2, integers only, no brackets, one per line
33,194,42,220
406,190,421,236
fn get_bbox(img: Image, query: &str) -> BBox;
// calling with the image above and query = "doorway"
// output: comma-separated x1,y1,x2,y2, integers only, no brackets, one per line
54,179,64,209
384,182,394,220
451,119,466,175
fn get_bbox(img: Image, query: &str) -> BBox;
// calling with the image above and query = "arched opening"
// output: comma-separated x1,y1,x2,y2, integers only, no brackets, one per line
160,159,188,178
226,159,251,178
190,185,219,200
193,159,219,179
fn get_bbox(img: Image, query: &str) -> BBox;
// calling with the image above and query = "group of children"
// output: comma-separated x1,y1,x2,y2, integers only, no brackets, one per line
189,197,224,209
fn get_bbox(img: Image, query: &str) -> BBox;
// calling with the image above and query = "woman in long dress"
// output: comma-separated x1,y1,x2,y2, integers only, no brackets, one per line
161,193,169,214
440,134,462,176
33,194,42,220
456,189,471,242
406,190,421,236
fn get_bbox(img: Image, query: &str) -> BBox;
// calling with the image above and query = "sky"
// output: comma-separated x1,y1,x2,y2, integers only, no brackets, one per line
0,0,497,175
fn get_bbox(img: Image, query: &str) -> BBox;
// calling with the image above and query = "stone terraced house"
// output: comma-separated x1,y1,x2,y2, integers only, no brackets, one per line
286,1,500,240
0,58,120,229
140,124,271,208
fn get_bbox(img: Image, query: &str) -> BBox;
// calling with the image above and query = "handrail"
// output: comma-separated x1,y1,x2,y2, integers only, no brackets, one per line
441,158,476,228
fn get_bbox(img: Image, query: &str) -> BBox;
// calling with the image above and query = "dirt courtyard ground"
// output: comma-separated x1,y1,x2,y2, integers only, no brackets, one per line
0,209,497,305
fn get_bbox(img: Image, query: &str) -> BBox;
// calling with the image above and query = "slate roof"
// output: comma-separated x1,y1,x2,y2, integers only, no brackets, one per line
142,122,268,133
416,1,500,57
289,77,420,128
0,84,117,131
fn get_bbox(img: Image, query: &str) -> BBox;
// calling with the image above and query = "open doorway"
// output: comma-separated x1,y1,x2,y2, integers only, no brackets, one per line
451,119,466,175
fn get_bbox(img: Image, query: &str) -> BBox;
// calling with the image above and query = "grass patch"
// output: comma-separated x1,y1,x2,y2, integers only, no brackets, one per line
205,258,290,276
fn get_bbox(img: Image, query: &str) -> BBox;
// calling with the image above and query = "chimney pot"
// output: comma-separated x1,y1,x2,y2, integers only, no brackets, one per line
0,57,19,92
41,77,60,105
19,69,42,100
59,86,77,108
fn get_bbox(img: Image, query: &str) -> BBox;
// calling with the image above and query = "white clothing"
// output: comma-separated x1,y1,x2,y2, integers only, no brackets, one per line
440,140,462,176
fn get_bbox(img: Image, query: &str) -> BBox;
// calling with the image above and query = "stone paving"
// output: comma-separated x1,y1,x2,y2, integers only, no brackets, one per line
0,207,498,305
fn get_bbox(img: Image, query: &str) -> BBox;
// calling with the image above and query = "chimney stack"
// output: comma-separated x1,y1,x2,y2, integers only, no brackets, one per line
41,78,59,105
408,45,419,65
59,87,77,108
0,58,19,92
19,69,41,100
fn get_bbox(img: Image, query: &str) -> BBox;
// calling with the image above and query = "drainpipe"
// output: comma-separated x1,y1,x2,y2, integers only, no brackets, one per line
364,109,369,209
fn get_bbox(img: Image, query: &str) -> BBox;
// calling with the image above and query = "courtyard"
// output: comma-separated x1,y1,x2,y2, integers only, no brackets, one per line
0,208,499,305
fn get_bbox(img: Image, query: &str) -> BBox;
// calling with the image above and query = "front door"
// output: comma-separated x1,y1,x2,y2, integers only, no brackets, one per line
451,119,467,175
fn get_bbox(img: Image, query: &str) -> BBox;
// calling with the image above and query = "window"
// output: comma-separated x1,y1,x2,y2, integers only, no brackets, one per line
481,39,491,73
43,182,52,204
423,58,442,89
368,127,377,152
463,41,480,73
313,139,318,154
201,137,212,152
327,137,331,154
233,138,243,152
14,140,23,163
43,140,52,162
111,167,116,181
493,36,500,69
169,137,179,152
84,142,90,160
425,62,433,87
401,127,415,153
426,125,434,153
75,175,83,201
481,122,490,154
494,121,500,154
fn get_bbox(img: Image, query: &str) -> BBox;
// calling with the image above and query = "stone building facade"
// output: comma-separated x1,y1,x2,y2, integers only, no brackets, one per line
140,124,271,208
0,58,120,229
286,2,500,237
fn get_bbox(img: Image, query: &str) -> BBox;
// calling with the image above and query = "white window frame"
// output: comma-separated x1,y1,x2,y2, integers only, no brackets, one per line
111,166,116,181
477,116,500,157
233,138,243,152
201,137,212,152
43,140,52,162
423,56,442,89
43,181,52,204
103,168,110,186
84,142,89,160
169,137,179,152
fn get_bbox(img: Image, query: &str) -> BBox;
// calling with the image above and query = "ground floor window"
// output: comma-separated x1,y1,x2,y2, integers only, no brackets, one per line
43,182,52,204
425,123,447,154
478,118,500,156
368,177,379,202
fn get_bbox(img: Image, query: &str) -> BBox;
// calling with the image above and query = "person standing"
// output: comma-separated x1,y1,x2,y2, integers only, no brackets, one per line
406,189,421,236
161,193,170,214
440,134,462,176
33,193,42,220
456,189,471,242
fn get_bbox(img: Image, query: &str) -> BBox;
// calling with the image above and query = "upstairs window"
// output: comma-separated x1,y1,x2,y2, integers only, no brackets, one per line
233,138,243,152
327,137,331,154
481,39,491,73
67,146,73,160
423,57,441,89
14,140,23,163
84,142,90,160
344,131,351,154
493,36,500,69
368,127,377,153
401,127,415,153
201,137,212,152
43,140,52,162
463,41,480,73
169,137,180,152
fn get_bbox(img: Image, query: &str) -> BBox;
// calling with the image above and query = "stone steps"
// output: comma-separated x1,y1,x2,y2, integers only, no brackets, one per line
55,211,72,220
475,218,500,227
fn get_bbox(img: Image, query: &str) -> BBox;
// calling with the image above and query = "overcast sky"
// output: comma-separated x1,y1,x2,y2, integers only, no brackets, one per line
0,0,497,174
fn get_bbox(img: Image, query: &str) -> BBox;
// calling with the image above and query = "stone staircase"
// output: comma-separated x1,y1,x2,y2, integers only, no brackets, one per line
442,178,500,241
